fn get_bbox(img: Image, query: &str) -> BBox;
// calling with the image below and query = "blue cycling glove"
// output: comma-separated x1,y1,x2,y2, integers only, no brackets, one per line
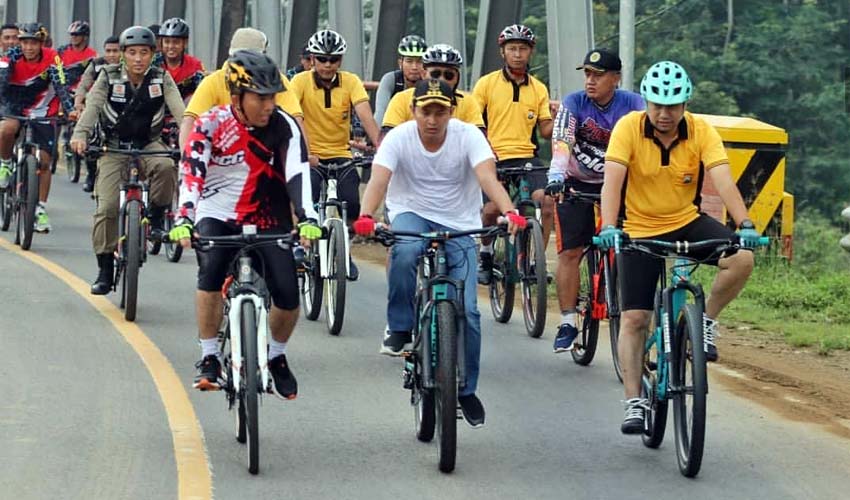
736,220,760,249
598,225,623,251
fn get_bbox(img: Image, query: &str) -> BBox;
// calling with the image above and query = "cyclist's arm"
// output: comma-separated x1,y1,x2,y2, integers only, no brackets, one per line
353,100,381,147
71,70,108,142
178,117,211,221
537,118,554,140
600,161,627,227
708,163,750,227
48,61,74,115
547,102,576,182
373,71,396,126
178,116,195,151
281,112,319,222
74,63,95,109
476,158,516,215
162,72,186,123
360,164,392,217
536,83,554,139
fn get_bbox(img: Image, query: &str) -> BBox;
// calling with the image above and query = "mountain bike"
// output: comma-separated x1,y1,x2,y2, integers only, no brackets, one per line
373,223,503,473
300,156,370,335
596,234,768,477
487,162,548,338
61,119,83,183
87,146,180,321
193,228,297,475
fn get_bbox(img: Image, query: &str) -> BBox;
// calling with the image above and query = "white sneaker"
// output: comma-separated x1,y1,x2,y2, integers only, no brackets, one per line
34,206,51,233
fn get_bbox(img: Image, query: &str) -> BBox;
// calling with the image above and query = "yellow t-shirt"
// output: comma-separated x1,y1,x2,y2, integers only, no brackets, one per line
605,111,729,237
184,66,302,119
472,69,552,160
382,87,484,128
289,70,370,159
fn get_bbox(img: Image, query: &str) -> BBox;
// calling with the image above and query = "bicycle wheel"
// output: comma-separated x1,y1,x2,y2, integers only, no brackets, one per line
164,198,183,262
606,251,624,383
66,151,80,183
519,219,547,338
673,303,707,477
301,241,323,320
415,384,436,443
324,219,347,335
123,201,142,322
0,164,15,231
641,368,668,449
17,155,38,250
571,248,599,365
435,301,457,473
488,233,515,323
240,300,260,475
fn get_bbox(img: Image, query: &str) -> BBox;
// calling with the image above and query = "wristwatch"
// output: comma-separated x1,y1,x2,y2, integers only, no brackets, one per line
738,219,755,230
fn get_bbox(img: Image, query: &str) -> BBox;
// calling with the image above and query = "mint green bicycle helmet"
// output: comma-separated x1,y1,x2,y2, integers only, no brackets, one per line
640,61,693,105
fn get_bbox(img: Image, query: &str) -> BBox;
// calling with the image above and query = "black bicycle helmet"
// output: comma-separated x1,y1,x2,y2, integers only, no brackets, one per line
119,26,157,50
422,44,463,67
18,22,48,42
67,20,90,36
306,29,347,55
225,50,285,96
497,24,536,47
159,17,190,38
397,35,427,57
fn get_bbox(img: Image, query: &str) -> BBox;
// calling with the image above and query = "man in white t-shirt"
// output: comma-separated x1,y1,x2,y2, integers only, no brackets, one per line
353,79,526,427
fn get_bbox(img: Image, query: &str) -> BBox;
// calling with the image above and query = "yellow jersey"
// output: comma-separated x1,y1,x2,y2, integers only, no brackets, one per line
184,65,302,119
382,87,484,128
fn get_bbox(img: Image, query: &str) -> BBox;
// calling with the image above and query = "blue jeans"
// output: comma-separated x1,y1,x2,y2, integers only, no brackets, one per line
387,212,482,397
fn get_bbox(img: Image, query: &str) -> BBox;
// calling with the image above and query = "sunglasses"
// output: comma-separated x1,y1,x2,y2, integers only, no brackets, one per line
428,69,457,80
314,55,341,64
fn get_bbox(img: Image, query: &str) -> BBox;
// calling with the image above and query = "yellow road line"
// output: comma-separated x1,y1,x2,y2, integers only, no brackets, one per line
0,239,212,500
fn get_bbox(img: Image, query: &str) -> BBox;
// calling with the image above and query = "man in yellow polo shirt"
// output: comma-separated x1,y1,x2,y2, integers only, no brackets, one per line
179,27,303,148
598,61,760,434
381,44,483,133
289,29,381,281
472,24,554,284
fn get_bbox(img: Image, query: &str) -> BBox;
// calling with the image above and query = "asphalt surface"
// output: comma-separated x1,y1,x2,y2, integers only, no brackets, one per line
1,170,849,499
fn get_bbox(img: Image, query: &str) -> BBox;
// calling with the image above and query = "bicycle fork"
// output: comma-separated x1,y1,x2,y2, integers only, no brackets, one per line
227,256,270,395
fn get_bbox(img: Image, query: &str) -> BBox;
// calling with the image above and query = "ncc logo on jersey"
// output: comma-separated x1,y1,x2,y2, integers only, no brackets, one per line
212,152,245,166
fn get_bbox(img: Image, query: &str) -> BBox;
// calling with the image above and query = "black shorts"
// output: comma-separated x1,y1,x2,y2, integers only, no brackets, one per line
554,179,602,252
195,219,300,310
482,157,547,203
620,214,741,311
15,120,57,154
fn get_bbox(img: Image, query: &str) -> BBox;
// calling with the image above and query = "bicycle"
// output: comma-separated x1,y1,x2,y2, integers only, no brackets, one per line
86,145,180,321
554,190,623,381
594,233,768,477
0,115,59,250
191,228,297,475
148,123,183,263
372,223,504,473
60,117,83,183
299,155,370,336
485,162,549,338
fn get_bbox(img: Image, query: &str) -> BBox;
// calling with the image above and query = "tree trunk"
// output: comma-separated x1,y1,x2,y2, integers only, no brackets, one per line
723,0,734,56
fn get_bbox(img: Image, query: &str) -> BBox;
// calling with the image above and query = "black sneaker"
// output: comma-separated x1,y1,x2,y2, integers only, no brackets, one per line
194,354,223,391
477,252,493,285
348,258,360,281
621,397,648,435
458,393,485,428
380,330,412,356
269,354,298,400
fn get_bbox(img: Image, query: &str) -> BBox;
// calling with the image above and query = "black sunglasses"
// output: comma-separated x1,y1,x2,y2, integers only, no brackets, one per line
428,69,457,80
315,55,341,64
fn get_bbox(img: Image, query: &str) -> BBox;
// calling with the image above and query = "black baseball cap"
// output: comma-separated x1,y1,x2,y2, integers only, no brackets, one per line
576,48,622,72
413,78,456,108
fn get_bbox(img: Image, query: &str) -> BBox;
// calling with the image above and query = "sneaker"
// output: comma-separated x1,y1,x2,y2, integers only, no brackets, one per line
348,257,359,281
0,162,11,189
553,323,579,353
477,252,493,285
193,354,223,391
621,397,649,435
380,329,412,356
458,393,485,428
269,354,298,400
703,314,719,362
34,206,51,233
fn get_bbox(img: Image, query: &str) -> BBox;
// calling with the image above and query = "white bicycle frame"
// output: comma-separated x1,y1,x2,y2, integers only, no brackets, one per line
225,255,272,394
317,175,351,279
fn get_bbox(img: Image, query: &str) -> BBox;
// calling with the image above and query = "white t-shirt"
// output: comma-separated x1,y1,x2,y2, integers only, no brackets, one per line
374,119,495,231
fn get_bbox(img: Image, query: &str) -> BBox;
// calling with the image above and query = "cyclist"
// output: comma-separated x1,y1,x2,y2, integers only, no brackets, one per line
71,35,120,192
598,61,759,434
472,24,554,285
69,26,185,295
285,44,312,79
544,49,644,353
148,24,163,65
169,51,320,399
381,44,483,133
374,34,426,125
58,21,97,94
180,27,304,149
0,22,74,232
0,23,19,56
353,78,526,427
157,18,206,104
289,29,381,281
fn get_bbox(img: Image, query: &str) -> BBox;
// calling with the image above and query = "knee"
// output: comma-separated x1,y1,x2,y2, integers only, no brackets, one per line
726,250,755,278
621,311,651,334
559,247,582,264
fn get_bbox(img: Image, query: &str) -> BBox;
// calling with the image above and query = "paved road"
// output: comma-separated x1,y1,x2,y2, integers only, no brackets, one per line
1,173,849,500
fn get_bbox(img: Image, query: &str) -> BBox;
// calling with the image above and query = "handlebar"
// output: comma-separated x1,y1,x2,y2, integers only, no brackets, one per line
162,225,297,252
496,163,549,175
85,146,180,161
371,223,505,247
318,157,373,170
590,235,771,255
3,115,62,125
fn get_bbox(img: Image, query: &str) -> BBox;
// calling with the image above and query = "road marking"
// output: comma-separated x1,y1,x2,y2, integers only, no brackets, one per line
0,239,212,500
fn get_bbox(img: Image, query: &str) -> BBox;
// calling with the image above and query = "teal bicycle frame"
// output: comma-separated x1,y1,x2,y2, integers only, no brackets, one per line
496,163,544,286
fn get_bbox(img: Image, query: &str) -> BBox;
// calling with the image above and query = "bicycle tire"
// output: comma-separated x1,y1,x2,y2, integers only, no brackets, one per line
673,303,707,477
520,218,547,338
571,248,600,365
606,251,623,383
164,195,183,262
488,233,515,323
435,301,457,473
18,155,38,250
240,301,260,474
49,151,57,174
415,385,436,442
301,241,323,320
124,201,142,322
0,164,14,231
66,151,80,183
641,369,668,449
325,219,347,335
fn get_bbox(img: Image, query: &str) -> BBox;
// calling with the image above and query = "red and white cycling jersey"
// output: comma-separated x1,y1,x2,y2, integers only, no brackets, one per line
179,105,316,229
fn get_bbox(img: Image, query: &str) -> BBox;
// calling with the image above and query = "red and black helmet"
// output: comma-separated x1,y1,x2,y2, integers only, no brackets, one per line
68,20,90,36
497,24,535,47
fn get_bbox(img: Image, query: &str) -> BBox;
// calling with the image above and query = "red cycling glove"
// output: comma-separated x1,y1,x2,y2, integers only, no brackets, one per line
504,211,527,230
353,214,376,236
